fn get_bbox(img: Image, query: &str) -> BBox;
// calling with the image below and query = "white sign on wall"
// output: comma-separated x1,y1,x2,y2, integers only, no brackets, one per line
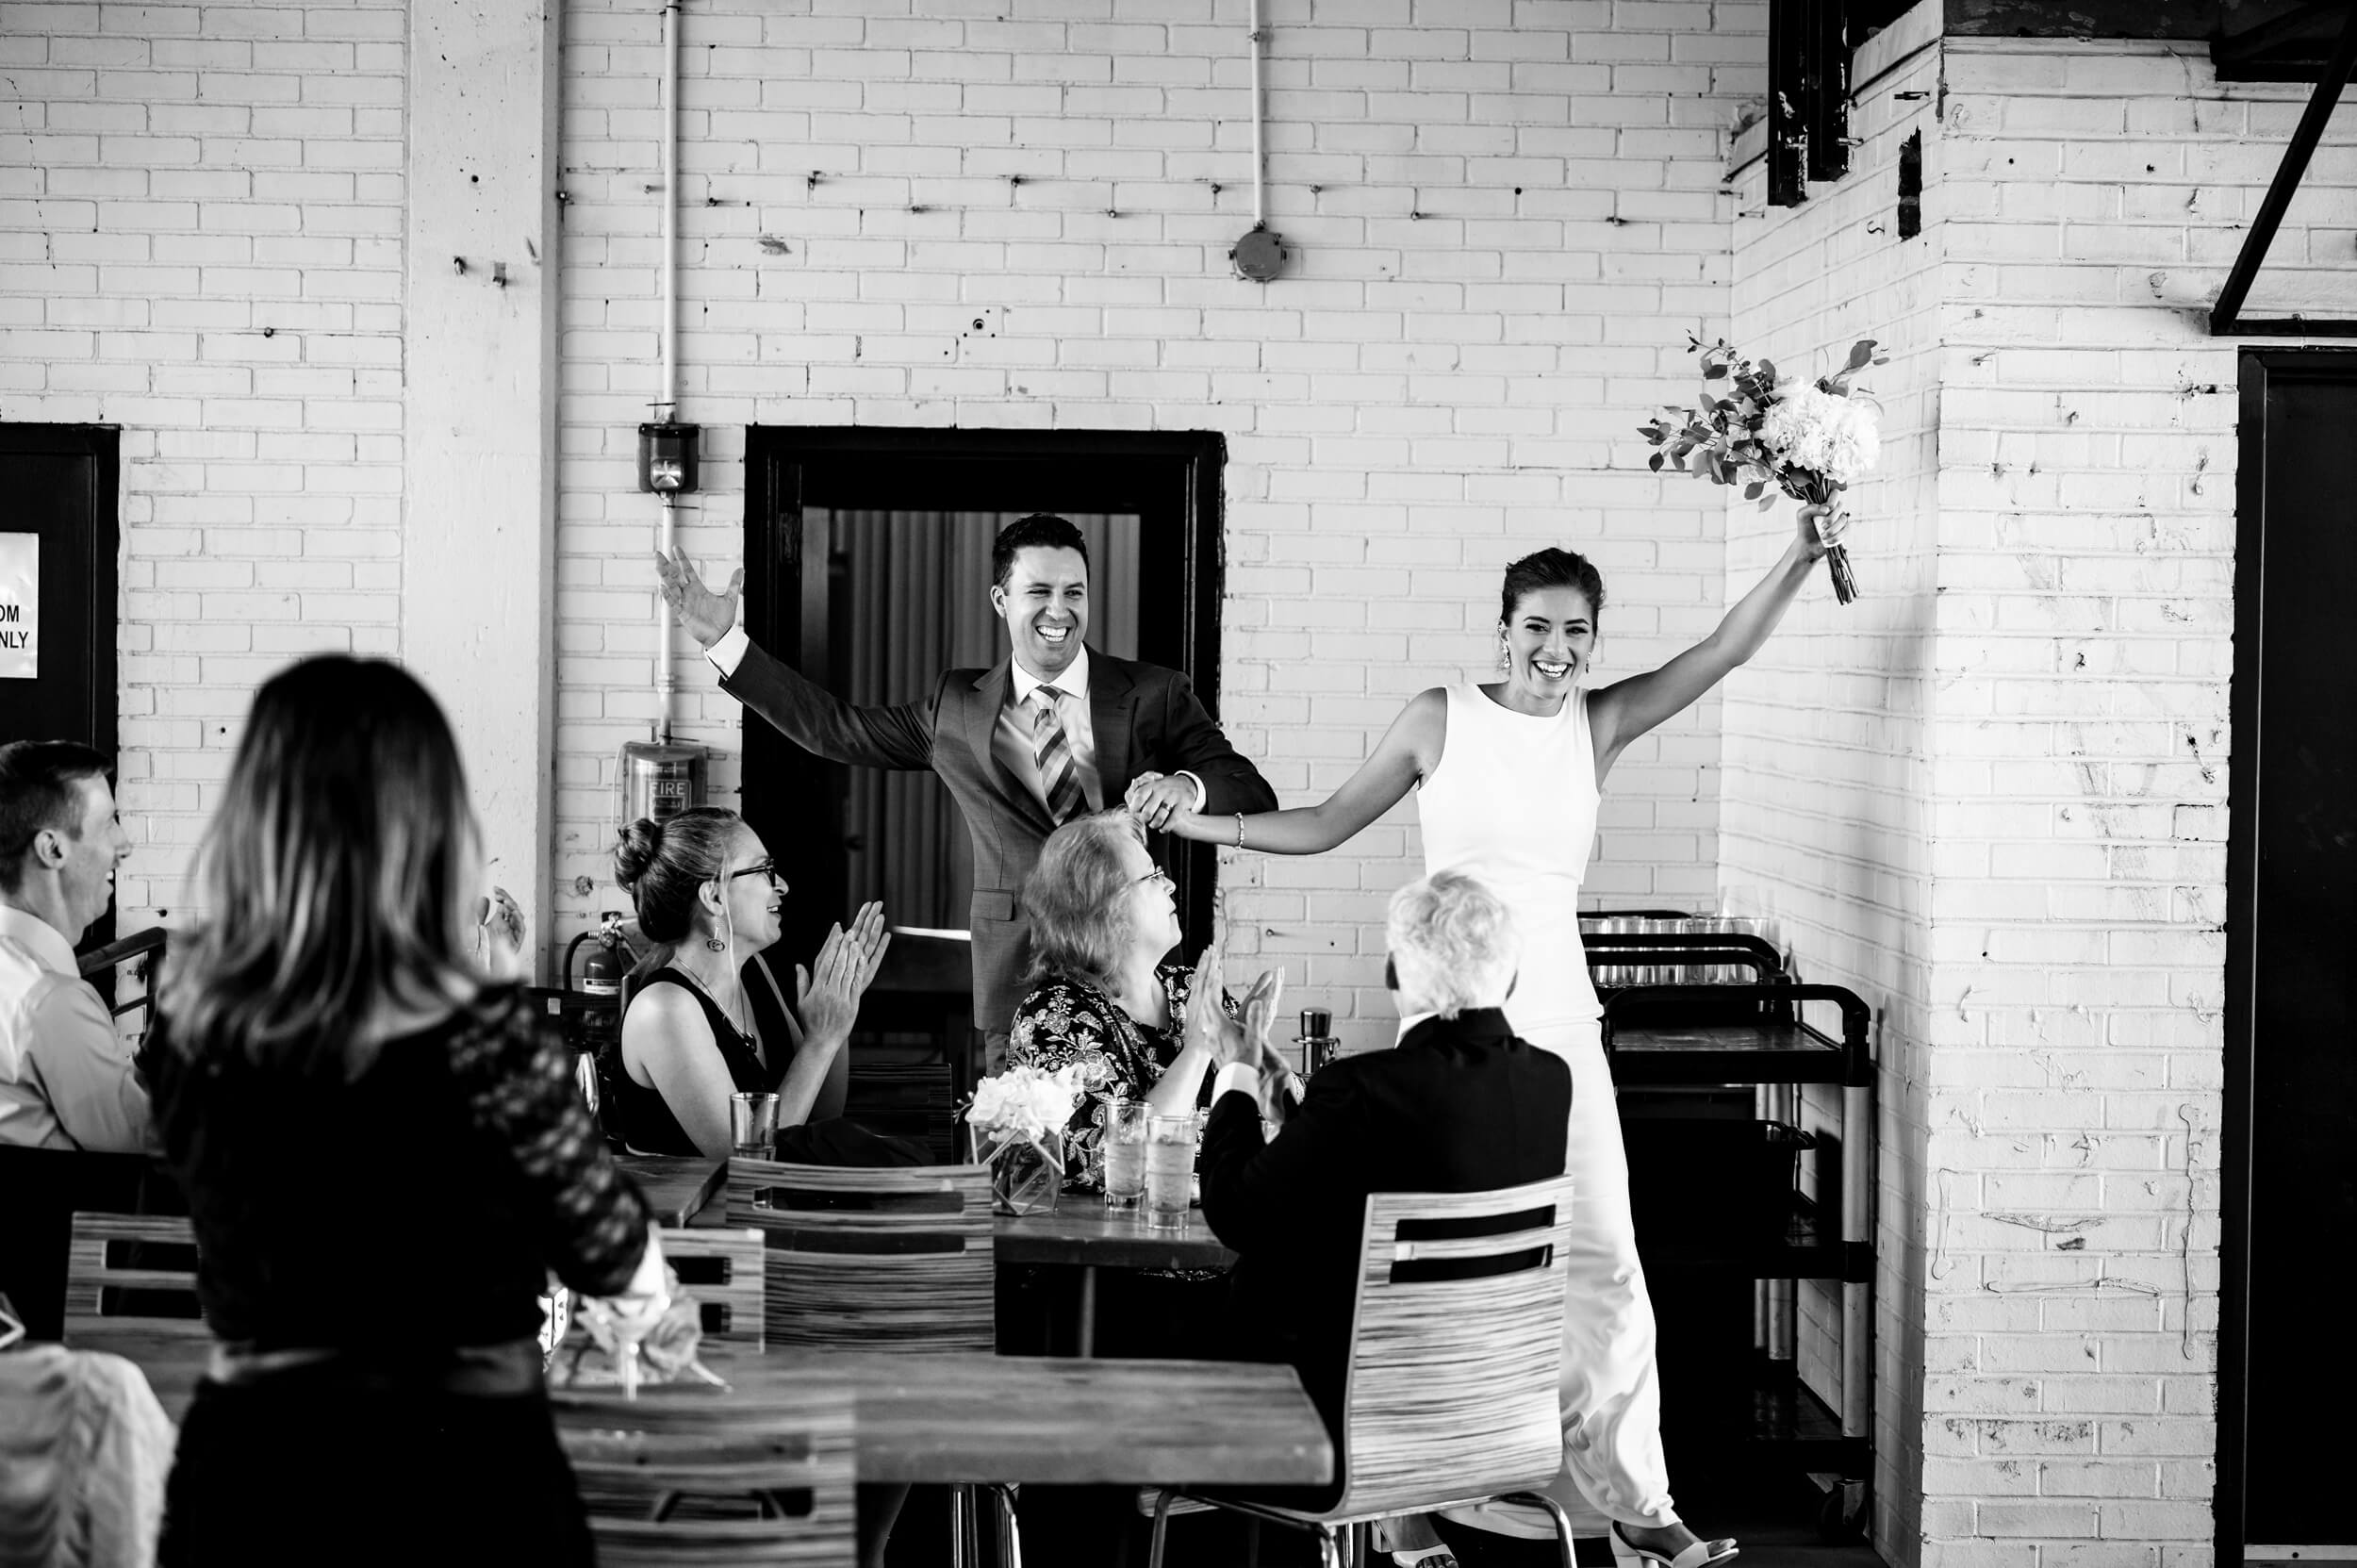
0,534,36,680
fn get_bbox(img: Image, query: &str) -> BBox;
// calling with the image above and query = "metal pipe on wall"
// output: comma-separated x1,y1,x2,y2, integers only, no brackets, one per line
653,0,682,742
1248,0,1266,229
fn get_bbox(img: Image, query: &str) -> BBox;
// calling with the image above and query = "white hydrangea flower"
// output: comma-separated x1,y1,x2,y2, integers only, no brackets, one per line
966,1063,1085,1146
1759,383,1881,487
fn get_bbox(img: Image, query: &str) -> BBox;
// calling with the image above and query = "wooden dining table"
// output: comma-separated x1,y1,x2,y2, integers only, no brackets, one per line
75,1331,1331,1489
996,1205,1237,1357
610,1153,729,1229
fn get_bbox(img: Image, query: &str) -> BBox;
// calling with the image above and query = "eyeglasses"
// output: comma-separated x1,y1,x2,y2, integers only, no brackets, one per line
726,857,785,890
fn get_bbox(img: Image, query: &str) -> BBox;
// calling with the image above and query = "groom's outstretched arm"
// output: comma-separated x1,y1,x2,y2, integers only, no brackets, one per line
655,545,933,771
723,637,935,773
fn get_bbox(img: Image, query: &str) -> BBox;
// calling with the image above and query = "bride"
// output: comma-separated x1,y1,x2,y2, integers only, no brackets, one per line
1146,503,1846,1566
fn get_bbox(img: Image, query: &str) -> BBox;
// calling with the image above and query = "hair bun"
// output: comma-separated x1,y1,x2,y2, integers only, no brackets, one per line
612,817,665,891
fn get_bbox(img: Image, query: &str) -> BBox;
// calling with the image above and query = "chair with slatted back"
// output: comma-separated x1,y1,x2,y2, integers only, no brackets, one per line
562,1226,766,1367
724,1160,993,1353
1146,1175,1581,1568
61,1213,206,1341
726,1159,1006,1566
554,1381,855,1567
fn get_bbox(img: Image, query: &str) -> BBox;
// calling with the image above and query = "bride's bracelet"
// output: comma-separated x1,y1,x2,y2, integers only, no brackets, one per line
1233,812,1245,849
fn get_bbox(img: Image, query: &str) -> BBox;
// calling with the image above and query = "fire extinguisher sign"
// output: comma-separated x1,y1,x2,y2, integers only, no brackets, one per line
0,534,34,680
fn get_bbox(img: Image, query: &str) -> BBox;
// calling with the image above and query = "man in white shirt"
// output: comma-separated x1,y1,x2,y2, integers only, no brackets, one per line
0,740,149,1151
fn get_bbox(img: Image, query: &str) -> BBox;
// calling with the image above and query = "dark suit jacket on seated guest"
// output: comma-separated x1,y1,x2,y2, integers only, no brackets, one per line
721,638,1277,1035
1198,1006,1574,1502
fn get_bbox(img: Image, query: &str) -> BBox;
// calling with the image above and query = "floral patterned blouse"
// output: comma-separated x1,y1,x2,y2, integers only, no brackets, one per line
1007,961,1238,1193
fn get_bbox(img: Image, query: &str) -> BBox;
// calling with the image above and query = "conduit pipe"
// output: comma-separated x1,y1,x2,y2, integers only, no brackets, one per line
1248,0,1266,228
653,0,682,742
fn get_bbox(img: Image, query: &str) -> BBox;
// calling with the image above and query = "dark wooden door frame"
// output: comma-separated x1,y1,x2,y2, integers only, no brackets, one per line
0,423,120,957
2219,346,2357,1565
0,423,117,753
739,426,1230,968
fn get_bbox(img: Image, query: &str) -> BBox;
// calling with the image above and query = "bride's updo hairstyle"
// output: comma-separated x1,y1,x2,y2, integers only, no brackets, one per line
1499,547,1607,627
613,807,740,968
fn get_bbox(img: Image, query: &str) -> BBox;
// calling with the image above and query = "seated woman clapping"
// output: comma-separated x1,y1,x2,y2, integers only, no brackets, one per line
1009,810,1295,1190
607,808,889,1159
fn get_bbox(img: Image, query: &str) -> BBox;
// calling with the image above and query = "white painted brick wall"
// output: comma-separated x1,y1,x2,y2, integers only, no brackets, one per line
0,0,407,928
1729,13,2345,1566
552,0,1771,1048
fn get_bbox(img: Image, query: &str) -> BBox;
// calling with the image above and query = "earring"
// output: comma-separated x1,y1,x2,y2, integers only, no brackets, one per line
703,935,726,952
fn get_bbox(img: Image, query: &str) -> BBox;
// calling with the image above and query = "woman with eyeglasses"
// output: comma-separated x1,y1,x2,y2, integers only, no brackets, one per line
1009,810,1294,1194
608,808,890,1160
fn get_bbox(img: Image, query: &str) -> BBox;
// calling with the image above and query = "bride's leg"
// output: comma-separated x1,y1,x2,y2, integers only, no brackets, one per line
1528,1020,1681,1532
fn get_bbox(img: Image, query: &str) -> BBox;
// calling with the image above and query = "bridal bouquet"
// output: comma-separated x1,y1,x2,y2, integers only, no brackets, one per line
1640,334,1885,604
964,1063,1086,1214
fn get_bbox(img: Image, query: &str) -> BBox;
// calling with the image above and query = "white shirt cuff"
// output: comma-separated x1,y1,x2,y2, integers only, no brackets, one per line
1176,771,1207,812
706,623,750,678
1212,1062,1261,1106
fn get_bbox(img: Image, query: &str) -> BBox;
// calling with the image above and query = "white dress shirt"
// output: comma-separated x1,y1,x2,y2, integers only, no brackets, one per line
706,626,1204,819
0,905,154,1153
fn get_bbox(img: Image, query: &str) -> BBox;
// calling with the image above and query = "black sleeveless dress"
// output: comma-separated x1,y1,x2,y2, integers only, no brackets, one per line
602,959,792,1156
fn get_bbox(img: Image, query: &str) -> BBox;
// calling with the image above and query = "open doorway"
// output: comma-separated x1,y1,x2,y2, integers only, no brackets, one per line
739,428,1228,1122
2221,350,2357,1566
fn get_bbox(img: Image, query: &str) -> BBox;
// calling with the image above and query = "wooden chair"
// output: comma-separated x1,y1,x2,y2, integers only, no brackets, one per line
562,1226,766,1364
61,1213,206,1340
725,1160,1007,1565
1146,1175,1581,1568
554,1381,855,1567
723,1160,993,1353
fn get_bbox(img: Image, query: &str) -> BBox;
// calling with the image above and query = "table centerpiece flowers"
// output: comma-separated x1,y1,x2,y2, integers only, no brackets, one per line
964,1062,1086,1216
1640,334,1885,604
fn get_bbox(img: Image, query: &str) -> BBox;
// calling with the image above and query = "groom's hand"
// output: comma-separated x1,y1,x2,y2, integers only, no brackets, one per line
652,545,743,651
1124,770,1202,831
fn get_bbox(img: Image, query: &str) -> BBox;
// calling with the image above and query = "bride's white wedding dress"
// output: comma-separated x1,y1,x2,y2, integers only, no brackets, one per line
1417,681,1682,1538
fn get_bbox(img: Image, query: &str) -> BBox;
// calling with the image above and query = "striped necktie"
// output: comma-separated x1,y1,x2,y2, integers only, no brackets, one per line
1030,685,1085,825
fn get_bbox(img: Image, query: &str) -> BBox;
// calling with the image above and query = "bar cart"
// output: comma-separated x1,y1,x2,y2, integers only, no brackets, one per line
1583,924,1874,1541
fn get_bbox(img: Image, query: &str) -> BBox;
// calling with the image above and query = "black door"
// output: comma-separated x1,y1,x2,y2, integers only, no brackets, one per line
2222,352,2357,1560
0,425,120,953
0,425,117,751
741,429,1228,966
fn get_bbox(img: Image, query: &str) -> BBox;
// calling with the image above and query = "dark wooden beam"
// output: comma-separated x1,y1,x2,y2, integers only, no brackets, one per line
1805,0,1852,183
1769,0,1810,206
2212,0,2357,335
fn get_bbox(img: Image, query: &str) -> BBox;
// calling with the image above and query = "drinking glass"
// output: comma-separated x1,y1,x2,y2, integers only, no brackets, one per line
1102,1100,1149,1210
729,1091,780,1159
1144,1114,1195,1231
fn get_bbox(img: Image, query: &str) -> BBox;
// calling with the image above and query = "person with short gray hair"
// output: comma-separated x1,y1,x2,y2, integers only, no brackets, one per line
1384,868,1520,1021
1195,869,1571,1520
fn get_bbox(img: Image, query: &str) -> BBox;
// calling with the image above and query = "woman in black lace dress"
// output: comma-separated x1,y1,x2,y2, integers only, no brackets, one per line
148,657,664,1567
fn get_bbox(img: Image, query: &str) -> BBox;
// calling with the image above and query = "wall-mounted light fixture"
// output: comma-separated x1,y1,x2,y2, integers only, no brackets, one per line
636,421,701,498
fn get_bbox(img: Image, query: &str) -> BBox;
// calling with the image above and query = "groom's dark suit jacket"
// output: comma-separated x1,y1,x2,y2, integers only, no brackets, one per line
722,638,1276,1036
1199,1007,1574,1499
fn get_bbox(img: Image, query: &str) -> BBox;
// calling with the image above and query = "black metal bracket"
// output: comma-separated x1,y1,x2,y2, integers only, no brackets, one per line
2211,0,2357,336
1768,0,1851,206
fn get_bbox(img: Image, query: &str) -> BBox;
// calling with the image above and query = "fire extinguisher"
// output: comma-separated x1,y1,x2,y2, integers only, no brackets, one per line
563,911,636,1069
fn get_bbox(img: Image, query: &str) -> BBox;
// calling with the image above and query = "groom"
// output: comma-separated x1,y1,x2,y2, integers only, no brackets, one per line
653,514,1276,1067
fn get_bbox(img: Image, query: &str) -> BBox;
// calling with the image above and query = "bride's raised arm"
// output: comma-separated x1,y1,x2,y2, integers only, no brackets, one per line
1588,501,1846,780
1151,687,1445,854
